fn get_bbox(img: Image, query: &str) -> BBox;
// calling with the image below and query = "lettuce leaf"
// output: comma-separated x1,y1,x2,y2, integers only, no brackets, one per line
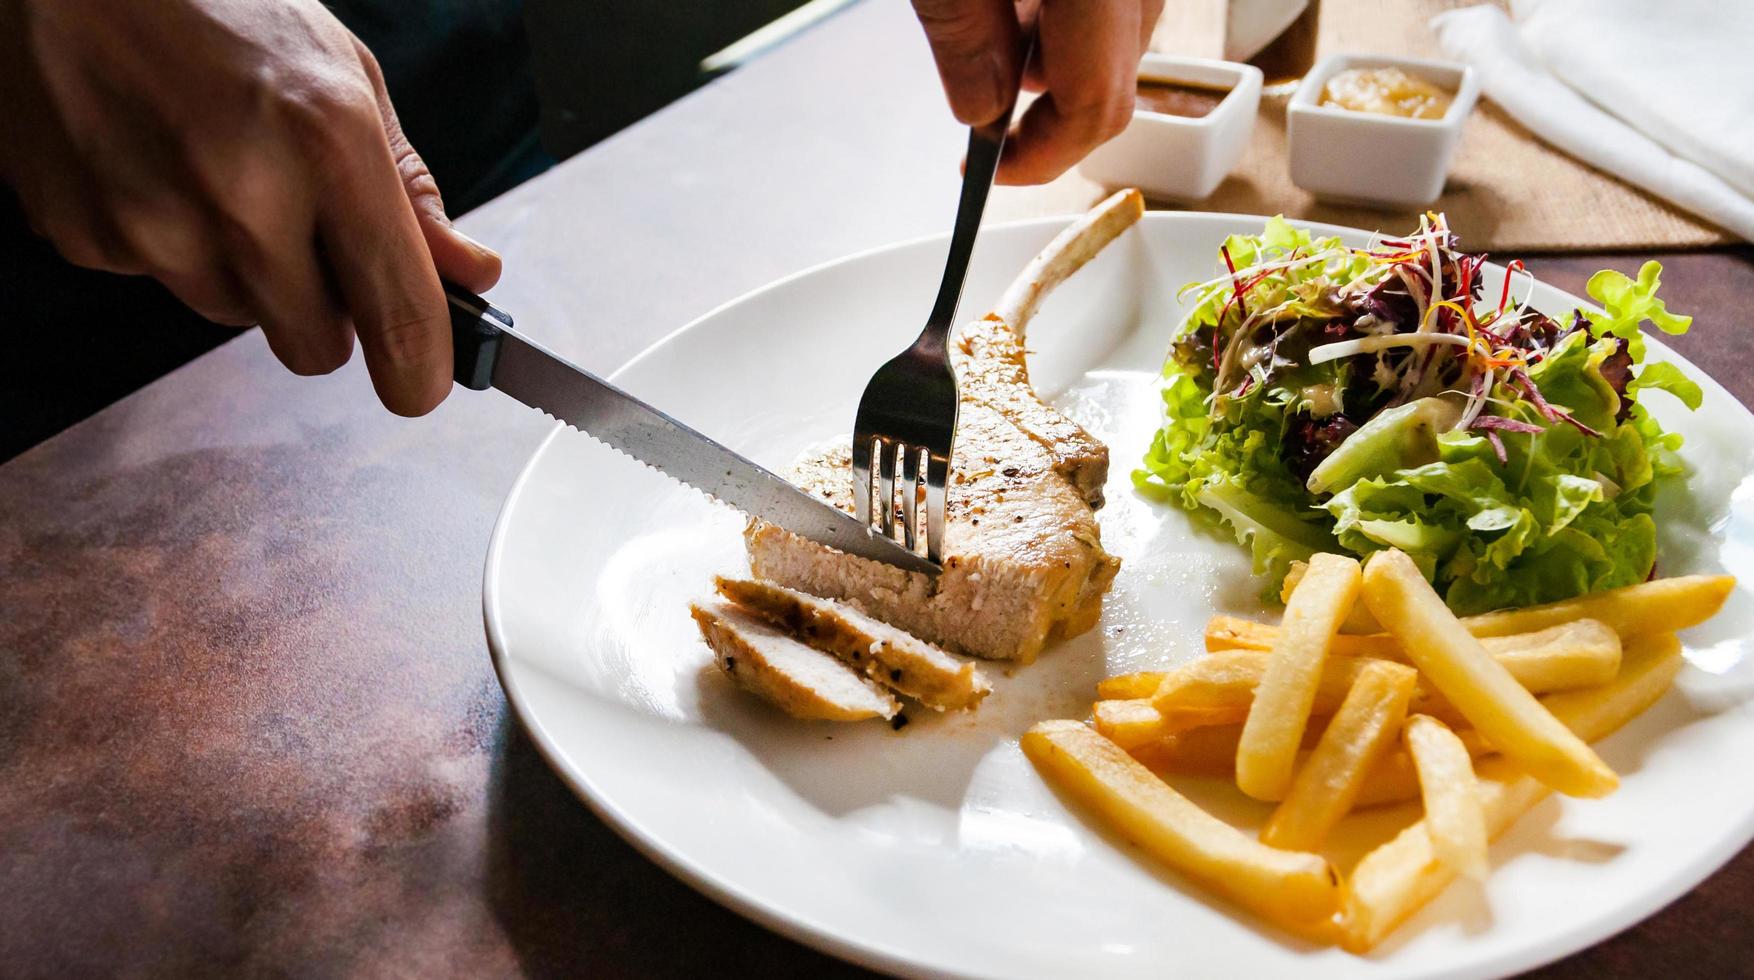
1630,361,1704,410
1585,261,1692,339
1136,369,1335,594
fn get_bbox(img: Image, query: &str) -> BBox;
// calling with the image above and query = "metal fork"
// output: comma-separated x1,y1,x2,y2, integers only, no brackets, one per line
851,34,1033,566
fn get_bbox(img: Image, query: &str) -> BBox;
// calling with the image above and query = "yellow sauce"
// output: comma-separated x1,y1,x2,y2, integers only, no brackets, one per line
1320,67,1454,120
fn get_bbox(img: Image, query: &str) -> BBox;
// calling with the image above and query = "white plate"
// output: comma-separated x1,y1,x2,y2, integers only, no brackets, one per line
484,212,1754,979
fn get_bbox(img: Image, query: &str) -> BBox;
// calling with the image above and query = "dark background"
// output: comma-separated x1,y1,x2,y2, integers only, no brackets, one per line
0,0,813,461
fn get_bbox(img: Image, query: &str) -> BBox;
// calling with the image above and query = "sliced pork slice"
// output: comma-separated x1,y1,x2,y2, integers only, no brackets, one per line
745,190,1144,663
690,601,899,721
714,576,992,711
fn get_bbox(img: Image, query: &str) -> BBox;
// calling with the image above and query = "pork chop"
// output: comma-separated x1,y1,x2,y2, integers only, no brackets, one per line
745,190,1144,663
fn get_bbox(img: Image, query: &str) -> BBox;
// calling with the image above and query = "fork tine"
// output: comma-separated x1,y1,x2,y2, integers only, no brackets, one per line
925,452,949,564
851,432,874,525
877,438,898,538
900,445,921,552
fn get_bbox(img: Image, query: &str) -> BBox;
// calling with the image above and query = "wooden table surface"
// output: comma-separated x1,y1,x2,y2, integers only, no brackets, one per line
3,3,1749,976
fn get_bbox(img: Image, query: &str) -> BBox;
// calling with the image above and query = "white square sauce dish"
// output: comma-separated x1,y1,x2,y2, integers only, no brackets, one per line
1079,55,1263,203
1288,53,1479,208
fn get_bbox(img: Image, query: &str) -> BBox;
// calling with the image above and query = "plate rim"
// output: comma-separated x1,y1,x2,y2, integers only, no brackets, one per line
481,210,1754,980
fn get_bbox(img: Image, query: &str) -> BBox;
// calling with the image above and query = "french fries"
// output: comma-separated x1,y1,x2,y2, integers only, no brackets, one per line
1342,633,1684,951
1461,574,1734,639
1022,720,1342,932
1206,616,1623,692
1158,652,1424,734
1093,699,1243,748
1543,632,1684,742
1262,661,1418,850
1092,699,1169,749
1207,615,1402,658
1351,727,1494,808
1361,550,1618,798
1097,671,1167,700
1156,639,1615,732
1237,553,1362,801
1130,724,1327,778
1343,757,1548,952
1403,715,1488,881
1127,726,1247,776
1283,566,1733,642
1043,556,1712,956
1488,619,1621,691
1282,560,1382,634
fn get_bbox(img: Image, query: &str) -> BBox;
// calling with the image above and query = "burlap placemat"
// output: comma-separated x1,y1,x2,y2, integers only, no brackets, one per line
990,0,1733,253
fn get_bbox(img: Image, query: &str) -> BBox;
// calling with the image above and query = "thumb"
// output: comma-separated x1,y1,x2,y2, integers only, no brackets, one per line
395,139,503,295
354,38,502,294
911,0,1021,126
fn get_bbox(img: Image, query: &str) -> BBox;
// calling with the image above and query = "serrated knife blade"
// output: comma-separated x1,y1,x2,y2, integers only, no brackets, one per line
446,283,938,577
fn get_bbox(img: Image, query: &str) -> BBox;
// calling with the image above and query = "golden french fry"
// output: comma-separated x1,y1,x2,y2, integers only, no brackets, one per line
1461,575,1734,639
1092,699,1169,750
1022,720,1342,931
1491,619,1621,690
1128,726,1246,776
1237,553,1362,801
1361,550,1617,798
1206,616,1403,659
1283,559,1383,633
1261,661,1418,850
1542,633,1685,742
1404,715,1488,881
1097,671,1168,700
1342,633,1683,952
1094,699,1239,749
1207,617,1621,691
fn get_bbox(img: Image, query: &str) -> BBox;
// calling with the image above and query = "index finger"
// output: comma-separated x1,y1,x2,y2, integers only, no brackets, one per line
912,0,1023,126
998,0,1142,185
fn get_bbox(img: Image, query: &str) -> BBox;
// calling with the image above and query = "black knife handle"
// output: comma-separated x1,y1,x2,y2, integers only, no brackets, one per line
445,281,514,390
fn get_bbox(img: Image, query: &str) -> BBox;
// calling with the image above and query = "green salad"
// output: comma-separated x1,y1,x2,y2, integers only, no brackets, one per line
1134,215,1702,614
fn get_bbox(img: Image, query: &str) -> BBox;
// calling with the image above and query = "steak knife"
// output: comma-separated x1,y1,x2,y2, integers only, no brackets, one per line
445,283,939,577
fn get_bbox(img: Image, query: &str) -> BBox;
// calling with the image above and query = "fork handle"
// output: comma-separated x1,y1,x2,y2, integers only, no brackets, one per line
920,30,1038,345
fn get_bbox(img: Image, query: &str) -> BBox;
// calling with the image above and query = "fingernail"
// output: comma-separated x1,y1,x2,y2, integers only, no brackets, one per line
452,226,501,262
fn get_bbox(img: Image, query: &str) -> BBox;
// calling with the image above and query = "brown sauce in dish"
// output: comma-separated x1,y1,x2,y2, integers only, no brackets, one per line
1135,79,1231,118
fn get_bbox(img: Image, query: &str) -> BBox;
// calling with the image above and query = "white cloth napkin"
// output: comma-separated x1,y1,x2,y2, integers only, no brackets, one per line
1433,3,1754,243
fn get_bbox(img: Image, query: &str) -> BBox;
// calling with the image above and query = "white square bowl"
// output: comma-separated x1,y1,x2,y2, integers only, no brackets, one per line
1078,55,1262,202
1287,53,1479,208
